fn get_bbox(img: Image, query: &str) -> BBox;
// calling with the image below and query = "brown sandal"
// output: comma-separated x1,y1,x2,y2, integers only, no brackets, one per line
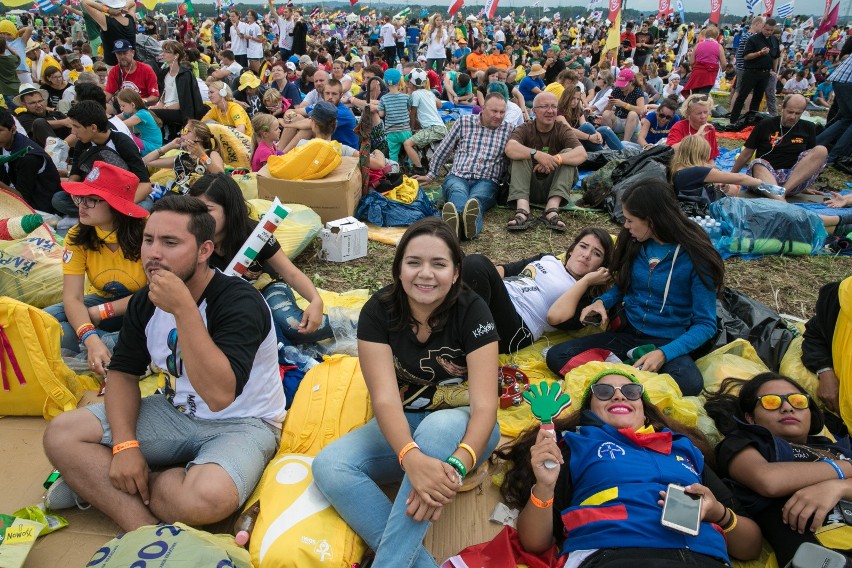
541,208,567,232
507,209,533,231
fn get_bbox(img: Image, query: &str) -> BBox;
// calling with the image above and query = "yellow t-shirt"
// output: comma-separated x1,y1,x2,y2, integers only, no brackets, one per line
544,82,564,100
62,226,146,297
202,101,253,137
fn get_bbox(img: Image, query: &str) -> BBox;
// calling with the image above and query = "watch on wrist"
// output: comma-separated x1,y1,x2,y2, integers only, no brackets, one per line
530,148,538,159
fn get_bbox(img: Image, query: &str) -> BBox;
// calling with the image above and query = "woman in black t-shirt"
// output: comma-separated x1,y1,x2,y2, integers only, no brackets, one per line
188,174,330,347
705,373,852,565
313,218,501,567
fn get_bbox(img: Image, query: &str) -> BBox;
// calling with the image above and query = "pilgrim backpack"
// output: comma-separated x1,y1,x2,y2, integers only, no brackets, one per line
267,139,342,181
0,296,94,419
245,355,372,567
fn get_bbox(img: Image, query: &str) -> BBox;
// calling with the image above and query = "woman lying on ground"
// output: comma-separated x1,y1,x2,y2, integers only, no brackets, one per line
313,217,501,568
187,173,330,347
462,227,613,354
705,373,852,566
496,369,763,568
545,179,725,396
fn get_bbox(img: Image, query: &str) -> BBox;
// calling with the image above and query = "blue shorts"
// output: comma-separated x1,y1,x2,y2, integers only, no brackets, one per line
87,394,280,505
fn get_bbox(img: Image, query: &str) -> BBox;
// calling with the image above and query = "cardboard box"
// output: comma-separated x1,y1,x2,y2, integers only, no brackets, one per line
256,156,363,224
319,217,368,262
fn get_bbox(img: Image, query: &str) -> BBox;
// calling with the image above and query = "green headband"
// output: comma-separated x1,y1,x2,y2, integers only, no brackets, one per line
581,368,651,407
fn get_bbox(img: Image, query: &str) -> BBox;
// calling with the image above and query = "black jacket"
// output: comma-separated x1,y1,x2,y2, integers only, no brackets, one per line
157,64,205,123
0,133,62,214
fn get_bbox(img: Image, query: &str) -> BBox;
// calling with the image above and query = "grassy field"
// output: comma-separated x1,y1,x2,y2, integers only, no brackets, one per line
297,124,852,320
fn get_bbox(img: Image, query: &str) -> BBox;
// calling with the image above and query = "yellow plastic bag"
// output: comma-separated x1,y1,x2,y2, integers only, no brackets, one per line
0,236,63,309
515,65,527,81
247,200,322,260
696,339,769,392
267,139,342,181
382,176,419,204
209,123,253,169
778,336,819,399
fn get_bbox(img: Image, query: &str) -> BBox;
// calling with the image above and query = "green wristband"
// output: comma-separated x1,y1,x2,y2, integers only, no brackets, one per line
446,455,467,478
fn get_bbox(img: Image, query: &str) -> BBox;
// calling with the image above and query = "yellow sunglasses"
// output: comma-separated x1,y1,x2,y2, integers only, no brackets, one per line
755,393,810,411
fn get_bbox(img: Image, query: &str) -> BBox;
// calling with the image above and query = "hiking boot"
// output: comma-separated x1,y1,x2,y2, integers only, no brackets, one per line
442,201,459,239
411,166,428,176
44,477,90,511
461,198,481,240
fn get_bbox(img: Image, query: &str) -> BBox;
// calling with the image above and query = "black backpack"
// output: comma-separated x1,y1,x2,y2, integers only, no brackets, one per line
135,33,162,70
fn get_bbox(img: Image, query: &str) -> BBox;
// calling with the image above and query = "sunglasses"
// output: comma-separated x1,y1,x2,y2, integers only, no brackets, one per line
591,382,644,401
166,327,183,377
71,195,105,209
755,393,810,411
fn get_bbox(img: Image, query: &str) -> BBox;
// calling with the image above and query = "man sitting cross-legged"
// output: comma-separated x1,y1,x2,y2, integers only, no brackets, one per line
43,195,286,531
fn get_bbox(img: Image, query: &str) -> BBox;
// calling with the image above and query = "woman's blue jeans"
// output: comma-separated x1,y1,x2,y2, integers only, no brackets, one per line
43,293,126,352
313,407,501,568
261,282,333,345
578,122,624,152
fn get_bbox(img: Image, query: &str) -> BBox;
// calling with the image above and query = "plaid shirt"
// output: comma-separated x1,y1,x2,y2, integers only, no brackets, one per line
829,55,852,84
427,114,515,183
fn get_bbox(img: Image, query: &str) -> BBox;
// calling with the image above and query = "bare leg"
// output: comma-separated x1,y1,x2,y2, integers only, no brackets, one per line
43,409,159,532
781,146,828,196
403,138,422,167
750,163,785,200
147,464,239,526
599,110,616,129
820,214,840,234
623,111,640,142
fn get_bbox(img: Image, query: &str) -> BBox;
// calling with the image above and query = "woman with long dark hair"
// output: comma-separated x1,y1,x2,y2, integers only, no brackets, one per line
545,179,725,396
44,161,147,375
312,217,501,568
462,227,613,354
704,373,852,565
188,173,329,346
497,369,762,567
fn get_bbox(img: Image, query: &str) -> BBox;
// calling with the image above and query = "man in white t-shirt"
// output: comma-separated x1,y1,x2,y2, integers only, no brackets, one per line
380,16,397,66
228,11,249,67
270,0,294,60
208,50,243,85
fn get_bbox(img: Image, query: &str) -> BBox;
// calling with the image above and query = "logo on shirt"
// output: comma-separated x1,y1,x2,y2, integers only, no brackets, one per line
676,454,699,476
597,442,626,460
648,256,661,271
62,249,72,264
472,321,496,339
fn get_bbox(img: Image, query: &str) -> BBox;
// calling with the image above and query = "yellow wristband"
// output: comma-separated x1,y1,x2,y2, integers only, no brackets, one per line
112,440,140,455
722,511,738,533
530,485,554,508
457,442,477,468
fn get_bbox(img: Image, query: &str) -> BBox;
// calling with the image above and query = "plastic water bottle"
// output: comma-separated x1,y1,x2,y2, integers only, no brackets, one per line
233,502,261,547
281,345,319,372
759,182,786,197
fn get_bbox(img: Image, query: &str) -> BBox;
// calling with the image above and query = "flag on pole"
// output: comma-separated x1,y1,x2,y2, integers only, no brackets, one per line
800,16,814,27
808,0,839,51
543,6,550,12
520,8,526,17
484,0,499,18
607,0,622,24
604,10,621,54
589,10,603,21
309,6,320,17
763,0,776,15
532,0,540,6
349,0,358,6
822,0,832,17
674,30,689,67
36,0,61,12
675,0,686,21
709,0,722,24
177,0,194,17
775,1,794,17
657,0,673,19
394,7,410,19
553,11,560,20
746,0,763,13
448,0,464,16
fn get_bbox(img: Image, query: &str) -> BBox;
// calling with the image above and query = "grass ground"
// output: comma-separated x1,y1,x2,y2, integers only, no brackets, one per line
297,118,851,321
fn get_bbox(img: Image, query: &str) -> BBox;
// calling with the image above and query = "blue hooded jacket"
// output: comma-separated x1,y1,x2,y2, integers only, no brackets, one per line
597,241,717,362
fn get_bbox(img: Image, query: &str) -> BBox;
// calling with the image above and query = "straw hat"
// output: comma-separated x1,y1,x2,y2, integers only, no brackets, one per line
12,84,49,108
0,188,52,241
528,63,545,77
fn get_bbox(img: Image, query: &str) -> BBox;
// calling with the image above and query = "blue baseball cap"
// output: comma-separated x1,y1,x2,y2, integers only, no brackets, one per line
384,68,402,86
288,55,300,65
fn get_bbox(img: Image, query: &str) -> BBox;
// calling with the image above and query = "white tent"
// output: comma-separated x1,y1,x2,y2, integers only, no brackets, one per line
539,16,551,22
466,14,477,21
346,12,359,23
7,9,27,15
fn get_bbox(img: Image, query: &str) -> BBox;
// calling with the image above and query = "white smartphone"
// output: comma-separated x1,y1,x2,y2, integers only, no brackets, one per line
661,483,702,536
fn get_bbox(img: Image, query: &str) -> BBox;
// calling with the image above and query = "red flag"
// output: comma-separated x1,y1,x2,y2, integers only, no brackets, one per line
448,0,464,16
349,0,358,5
823,0,832,18
657,0,673,19
484,0,499,18
814,1,839,36
607,0,622,24
763,0,775,16
709,0,722,24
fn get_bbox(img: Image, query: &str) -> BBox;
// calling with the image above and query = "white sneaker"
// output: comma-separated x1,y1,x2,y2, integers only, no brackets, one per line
44,478,89,511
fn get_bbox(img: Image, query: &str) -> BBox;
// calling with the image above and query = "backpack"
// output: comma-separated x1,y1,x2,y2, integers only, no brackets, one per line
0,296,99,419
267,139,342,181
245,355,372,568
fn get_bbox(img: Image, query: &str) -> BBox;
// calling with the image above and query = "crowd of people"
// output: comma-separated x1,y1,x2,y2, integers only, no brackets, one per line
0,3,850,567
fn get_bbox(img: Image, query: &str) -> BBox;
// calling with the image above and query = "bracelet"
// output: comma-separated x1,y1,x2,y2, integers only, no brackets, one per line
529,484,554,508
816,367,834,377
157,147,163,157
112,440,140,455
721,510,738,533
80,330,99,344
457,442,477,468
713,505,731,526
76,323,96,341
820,457,846,480
397,441,419,468
98,302,115,321
446,455,467,478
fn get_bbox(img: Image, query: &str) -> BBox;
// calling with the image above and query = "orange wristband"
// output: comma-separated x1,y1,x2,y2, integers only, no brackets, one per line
530,485,554,508
398,441,419,468
112,440,140,455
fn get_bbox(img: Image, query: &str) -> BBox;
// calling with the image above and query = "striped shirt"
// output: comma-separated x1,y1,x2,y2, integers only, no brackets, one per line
427,114,515,183
828,55,852,84
377,92,411,133
735,30,754,70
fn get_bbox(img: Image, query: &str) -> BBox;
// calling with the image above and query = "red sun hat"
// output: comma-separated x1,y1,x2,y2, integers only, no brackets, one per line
61,161,149,219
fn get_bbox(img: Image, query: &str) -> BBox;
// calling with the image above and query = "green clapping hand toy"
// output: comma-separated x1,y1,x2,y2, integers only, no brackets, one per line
523,382,572,469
